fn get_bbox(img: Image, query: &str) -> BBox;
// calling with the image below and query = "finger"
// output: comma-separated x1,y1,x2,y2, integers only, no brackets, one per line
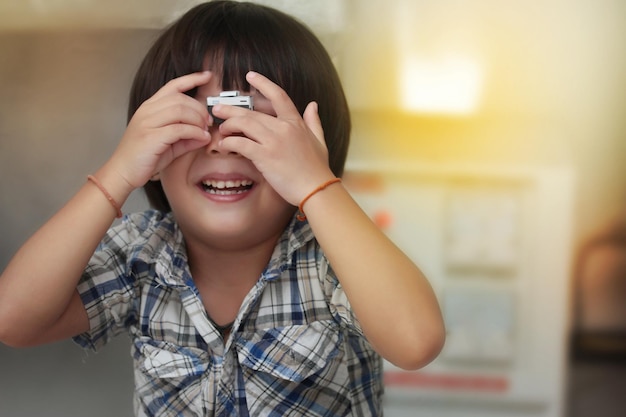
145,96,210,130
245,71,300,118
151,71,212,100
154,137,211,173
134,85,211,131
217,134,259,159
152,127,211,173
214,105,280,147
303,101,326,145
210,104,258,131
156,123,211,147
166,138,211,163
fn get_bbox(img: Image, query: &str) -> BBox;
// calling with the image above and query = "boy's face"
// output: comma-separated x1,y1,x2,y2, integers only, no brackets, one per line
159,74,295,252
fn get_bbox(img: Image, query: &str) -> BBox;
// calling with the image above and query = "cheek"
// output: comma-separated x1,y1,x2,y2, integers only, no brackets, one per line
159,169,182,194
162,151,195,177
261,188,296,220
159,157,194,198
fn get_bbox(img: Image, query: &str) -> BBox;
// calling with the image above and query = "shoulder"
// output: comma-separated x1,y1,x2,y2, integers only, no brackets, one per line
281,220,338,300
95,210,181,262
281,217,332,277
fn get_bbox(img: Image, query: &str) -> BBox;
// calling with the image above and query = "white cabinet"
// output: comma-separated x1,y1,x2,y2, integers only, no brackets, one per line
344,162,574,417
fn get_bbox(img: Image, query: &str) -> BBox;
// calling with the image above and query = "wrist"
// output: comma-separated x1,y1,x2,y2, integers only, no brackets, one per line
297,177,342,221
91,164,136,213
87,175,123,218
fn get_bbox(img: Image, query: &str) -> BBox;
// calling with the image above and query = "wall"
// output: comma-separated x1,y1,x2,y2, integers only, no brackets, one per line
0,30,155,267
0,29,155,417
341,0,626,244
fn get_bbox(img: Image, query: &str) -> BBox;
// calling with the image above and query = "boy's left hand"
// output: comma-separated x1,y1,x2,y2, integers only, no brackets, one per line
213,71,336,206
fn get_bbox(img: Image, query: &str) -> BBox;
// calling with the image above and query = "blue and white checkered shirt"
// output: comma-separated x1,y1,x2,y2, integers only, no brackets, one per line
73,210,383,416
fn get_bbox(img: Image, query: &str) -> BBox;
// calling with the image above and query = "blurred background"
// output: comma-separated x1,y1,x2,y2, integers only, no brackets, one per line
1,0,625,416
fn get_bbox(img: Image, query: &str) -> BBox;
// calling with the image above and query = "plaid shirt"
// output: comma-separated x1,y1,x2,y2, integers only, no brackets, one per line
73,210,383,416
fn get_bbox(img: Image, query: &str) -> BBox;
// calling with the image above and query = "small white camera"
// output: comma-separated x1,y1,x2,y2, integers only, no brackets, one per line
206,91,254,125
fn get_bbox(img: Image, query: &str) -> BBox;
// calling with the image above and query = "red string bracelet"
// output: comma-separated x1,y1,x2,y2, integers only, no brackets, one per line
297,178,341,221
87,175,123,218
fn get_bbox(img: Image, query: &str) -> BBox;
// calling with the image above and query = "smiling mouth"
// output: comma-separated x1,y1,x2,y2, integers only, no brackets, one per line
200,179,254,195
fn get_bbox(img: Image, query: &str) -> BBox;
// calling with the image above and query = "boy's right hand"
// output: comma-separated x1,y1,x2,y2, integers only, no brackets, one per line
108,71,212,190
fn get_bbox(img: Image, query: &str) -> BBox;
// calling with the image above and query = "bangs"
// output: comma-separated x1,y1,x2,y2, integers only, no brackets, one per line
169,1,315,113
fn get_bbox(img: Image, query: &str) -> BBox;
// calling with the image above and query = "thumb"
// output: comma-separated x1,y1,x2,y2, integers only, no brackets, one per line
303,101,325,145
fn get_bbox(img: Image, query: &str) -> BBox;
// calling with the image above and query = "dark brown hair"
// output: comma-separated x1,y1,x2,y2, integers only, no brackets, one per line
128,0,351,212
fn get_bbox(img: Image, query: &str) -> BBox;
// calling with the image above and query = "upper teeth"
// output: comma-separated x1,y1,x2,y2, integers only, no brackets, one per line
202,179,253,189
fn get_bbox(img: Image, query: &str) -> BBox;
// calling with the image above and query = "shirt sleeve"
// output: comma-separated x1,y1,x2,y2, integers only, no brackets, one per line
72,214,145,351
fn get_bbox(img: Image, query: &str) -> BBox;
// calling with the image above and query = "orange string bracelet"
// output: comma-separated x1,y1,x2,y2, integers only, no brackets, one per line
87,175,123,218
296,178,341,221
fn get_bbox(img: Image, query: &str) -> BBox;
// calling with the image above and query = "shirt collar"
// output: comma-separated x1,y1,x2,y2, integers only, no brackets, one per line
132,211,315,288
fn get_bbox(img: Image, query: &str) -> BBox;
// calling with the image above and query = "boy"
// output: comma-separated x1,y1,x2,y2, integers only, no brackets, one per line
0,2,445,416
